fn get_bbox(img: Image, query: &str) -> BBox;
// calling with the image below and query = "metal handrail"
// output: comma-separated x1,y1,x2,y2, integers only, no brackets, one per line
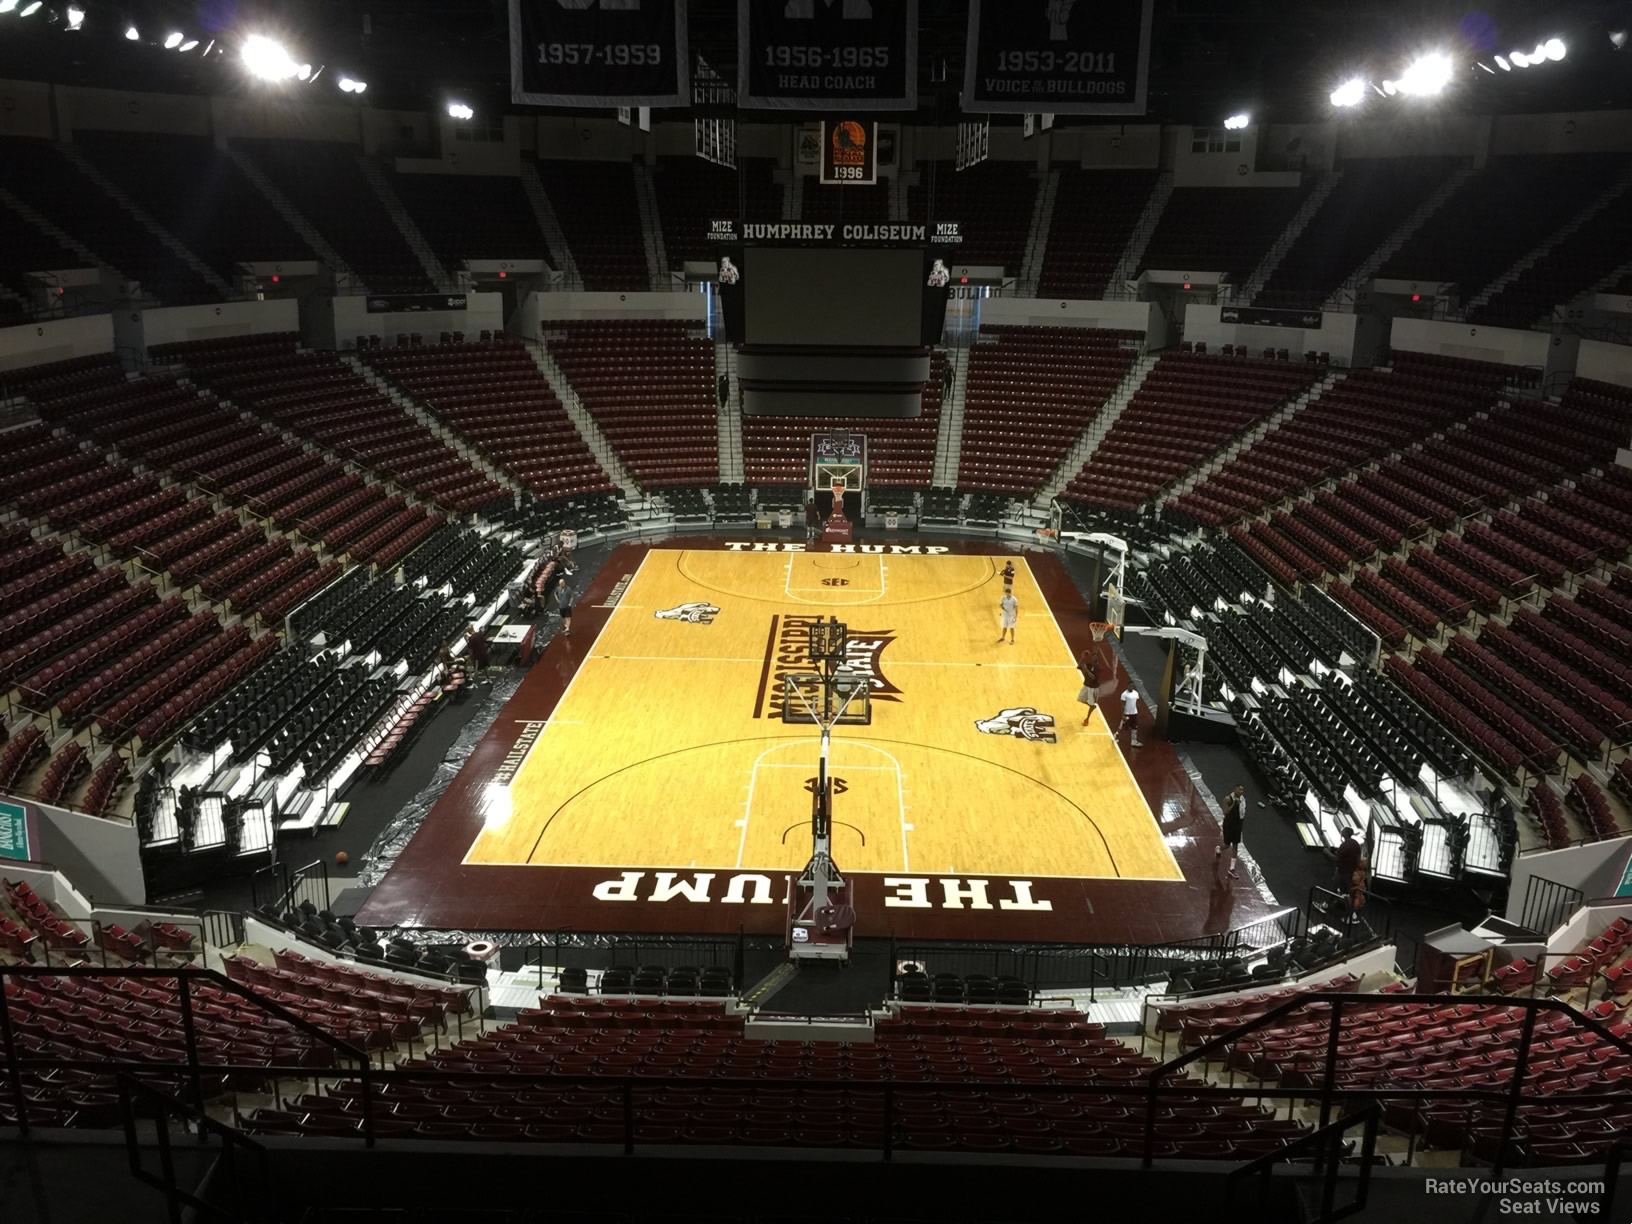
118,1072,272,1224
1226,1103,1382,1221
1139,989,1632,1176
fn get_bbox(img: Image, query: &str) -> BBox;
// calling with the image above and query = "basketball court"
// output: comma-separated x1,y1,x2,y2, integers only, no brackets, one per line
465,548,1181,882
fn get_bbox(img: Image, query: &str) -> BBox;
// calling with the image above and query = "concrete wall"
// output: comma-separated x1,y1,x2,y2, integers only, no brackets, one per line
0,313,115,373
1578,338,1632,389
1,794,145,906
1389,317,1550,370
1506,836,1632,928
59,84,211,137
311,291,506,351
0,78,54,139
113,298,300,355
515,290,710,337
1183,306,1358,365
212,96,363,145
977,297,1160,348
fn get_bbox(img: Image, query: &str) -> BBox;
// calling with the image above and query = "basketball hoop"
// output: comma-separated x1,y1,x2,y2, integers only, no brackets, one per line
1088,621,1115,643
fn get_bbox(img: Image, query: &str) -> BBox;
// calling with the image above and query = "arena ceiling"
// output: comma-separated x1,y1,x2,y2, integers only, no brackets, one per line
0,0,1629,123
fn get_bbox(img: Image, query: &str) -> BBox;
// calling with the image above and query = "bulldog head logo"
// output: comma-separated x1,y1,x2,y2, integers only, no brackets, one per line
975,707,1058,744
655,602,720,625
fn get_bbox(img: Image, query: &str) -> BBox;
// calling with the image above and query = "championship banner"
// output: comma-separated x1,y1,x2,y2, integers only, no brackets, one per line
1220,305,1324,329
962,0,1152,116
739,0,917,111
820,119,877,185
509,0,689,108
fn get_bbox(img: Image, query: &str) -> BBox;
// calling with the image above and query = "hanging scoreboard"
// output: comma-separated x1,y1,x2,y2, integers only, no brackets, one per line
509,0,689,108
962,0,1152,115
739,0,917,111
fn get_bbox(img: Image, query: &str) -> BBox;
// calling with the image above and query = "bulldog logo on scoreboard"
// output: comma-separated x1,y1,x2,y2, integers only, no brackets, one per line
974,707,1059,744
654,602,720,624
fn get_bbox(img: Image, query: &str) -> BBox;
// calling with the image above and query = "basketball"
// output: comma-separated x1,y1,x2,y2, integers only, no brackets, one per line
335,851,349,866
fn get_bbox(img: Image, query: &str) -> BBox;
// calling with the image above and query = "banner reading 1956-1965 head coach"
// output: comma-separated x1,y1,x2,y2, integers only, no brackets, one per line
962,0,1152,115
509,0,689,108
739,0,917,111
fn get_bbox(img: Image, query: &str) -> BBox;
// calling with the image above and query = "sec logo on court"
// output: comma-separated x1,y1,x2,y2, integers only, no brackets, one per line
820,578,850,587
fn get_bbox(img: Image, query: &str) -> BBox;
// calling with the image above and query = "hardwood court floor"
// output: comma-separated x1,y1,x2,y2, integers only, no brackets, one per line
466,549,1181,882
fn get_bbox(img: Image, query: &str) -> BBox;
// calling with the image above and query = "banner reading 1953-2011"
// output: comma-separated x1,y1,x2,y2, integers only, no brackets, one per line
962,0,1152,116
509,0,689,108
739,0,917,111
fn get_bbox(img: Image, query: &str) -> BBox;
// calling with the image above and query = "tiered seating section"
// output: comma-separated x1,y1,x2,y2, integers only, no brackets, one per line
535,159,646,290
1379,154,1630,301
1139,186,1309,282
1061,353,1319,514
176,335,508,516
801,175,890,226
238,140,431,294
388,170,549,268
1469,181,1632,328
1170,353,1504,528
1255,158,1459,310
654,157,782,267
1037,169,1159,299
359,338,614,503
1,879,89,963
73,131,311,286
957,326,1139,494
547,321,717,488
0,136,219,305
0,207,88,315
742,351,944,488
907,162,1038,272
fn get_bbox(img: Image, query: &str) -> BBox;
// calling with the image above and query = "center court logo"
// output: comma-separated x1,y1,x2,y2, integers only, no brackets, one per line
755,613,902,719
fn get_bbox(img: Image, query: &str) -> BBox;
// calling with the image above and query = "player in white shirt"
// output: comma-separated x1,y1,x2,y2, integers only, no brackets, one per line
1119,686,1142,748
997,592,1019,645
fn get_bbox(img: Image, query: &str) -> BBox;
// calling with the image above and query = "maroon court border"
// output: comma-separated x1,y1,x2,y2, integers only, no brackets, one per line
355,537,1281,943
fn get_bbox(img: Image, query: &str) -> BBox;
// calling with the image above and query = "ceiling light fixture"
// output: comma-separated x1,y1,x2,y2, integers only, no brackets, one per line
1330,78,1366,108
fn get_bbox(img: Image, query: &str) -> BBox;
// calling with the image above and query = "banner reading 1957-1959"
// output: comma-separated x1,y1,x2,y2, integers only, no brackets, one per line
509,0,689,108
962,0,1152,116
739,0,917,111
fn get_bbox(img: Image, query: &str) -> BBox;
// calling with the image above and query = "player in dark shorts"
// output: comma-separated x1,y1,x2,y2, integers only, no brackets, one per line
1217,785,1246,878
1077,648,1100,727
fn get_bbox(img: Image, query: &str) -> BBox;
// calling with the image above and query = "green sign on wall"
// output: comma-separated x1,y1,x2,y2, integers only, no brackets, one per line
0,799,30,863
1615,848,1632,899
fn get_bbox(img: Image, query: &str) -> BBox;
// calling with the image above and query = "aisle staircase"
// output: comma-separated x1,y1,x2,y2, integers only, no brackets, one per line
227,147,356,287
715,340,744,484
1036,351,1162,504
1327,163,1475,306
57,143,233,301
1157,370,1345,509
1107,171,1173,286
1462,162,1632,321
519,161,580,288
631,160,667,290
930,345,971,488
1018,168,1060,295
1240,171,1344,304
527,339,639,496
355,158,452,293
